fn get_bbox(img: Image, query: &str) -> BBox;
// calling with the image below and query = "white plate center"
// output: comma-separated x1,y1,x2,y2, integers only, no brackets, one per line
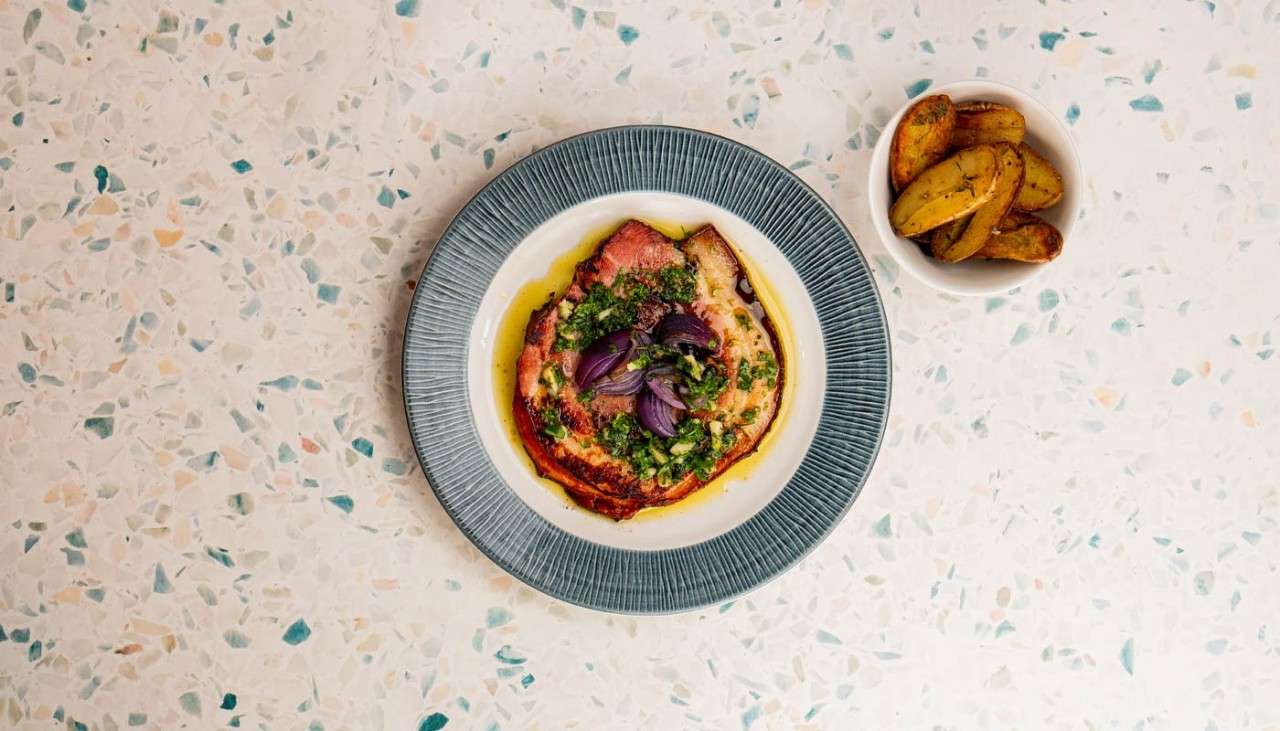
466,191,825,550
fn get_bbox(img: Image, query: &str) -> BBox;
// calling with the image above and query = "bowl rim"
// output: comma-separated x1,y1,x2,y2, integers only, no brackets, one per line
867,79,1084,296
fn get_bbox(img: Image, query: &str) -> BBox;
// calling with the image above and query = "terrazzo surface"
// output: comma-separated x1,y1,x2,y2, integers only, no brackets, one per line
1,1,1277,728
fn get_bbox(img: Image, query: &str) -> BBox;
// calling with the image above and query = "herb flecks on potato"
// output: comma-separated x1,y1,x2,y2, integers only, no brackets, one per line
889,95,956,191
1012,143,1065,211
931,143,1025,263
889,144,1002,238
952,101,1026,147
975,212,1064,263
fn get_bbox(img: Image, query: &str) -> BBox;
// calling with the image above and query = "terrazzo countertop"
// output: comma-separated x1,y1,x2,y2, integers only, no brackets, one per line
2,1,1277,728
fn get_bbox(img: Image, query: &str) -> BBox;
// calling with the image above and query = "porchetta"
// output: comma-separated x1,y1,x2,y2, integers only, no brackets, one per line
513,220,784,520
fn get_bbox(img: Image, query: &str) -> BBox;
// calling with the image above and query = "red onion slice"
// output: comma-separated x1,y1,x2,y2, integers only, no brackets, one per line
637,389,681,438
657,313,717,352
574,329,632,388
592,367,645,396
644,367,686,409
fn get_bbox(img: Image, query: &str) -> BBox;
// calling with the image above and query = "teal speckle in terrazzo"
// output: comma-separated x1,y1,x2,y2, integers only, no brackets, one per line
18,363,36,383
93,165,108,192
376,186,395,208
1194,571,1215,595
832,43,853,60
740,94,760,128
395,0,420,18
419,713,450,731
872,514,892,537
1235,93,1252,110
1142,59,1162,84
301,258,320,283
153,564,174,593
317,283,341,304
206,546,235,568
1171,368,1192,386
904,79,932,99
1038,31,1065,50
485,607,513,628
84,416,114,438
66,528,87,548
1129,95,1164,112
617,25,639,45
230,159,253,174
261,375,299,391
1010,323,1033,345
1111,318,1132,335
187,451,219,472
1120,639,1135,675
178,691,201,717
1038,289,1060,311
128,714,146,726
327,495,354,513
282,618,312,645
220,694,237,710
494,645,526,665
351,437,374,457
223,630,251,649
228,492,255,515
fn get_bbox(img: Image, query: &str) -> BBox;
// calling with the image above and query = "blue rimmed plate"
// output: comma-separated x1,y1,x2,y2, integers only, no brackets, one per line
403,126,890,614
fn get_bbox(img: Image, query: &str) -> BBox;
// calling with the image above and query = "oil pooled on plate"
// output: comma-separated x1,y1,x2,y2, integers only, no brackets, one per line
491,218,797,522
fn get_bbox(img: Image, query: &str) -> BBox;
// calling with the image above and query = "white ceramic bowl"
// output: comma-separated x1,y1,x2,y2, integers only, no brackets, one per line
867,80,1083,296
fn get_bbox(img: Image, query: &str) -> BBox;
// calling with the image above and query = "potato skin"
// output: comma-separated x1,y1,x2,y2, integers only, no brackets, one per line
931,143,1025,262
952,101,1026,147
975,212,1064,262
889,145,1001,238
889,95,956,191
1012,143,1064,211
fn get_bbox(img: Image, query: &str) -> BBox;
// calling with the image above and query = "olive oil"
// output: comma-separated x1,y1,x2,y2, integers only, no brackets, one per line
491,218,797,522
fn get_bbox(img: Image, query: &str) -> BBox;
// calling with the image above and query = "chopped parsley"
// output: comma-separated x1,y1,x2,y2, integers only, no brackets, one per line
753,351,778,388
739,407,759,425
736,357,753,391
658,265,697,304
599,412,737,484
540,406,567,440
680,361,728,409
540,364,565,395
554,280,636,351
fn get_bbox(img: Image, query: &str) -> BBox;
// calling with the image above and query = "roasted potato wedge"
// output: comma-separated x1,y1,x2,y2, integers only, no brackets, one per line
889,145,1001,238
1013,143,1064,211
931,143,1025,262
889,94,956,191
975,212,1063,262
928,214,970,255
952,101,1025,147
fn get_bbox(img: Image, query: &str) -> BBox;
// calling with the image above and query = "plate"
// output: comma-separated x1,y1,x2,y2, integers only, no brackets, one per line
403,125,890,613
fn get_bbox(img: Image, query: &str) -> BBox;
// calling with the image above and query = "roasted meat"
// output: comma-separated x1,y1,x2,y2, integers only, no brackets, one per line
514,220,783,520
